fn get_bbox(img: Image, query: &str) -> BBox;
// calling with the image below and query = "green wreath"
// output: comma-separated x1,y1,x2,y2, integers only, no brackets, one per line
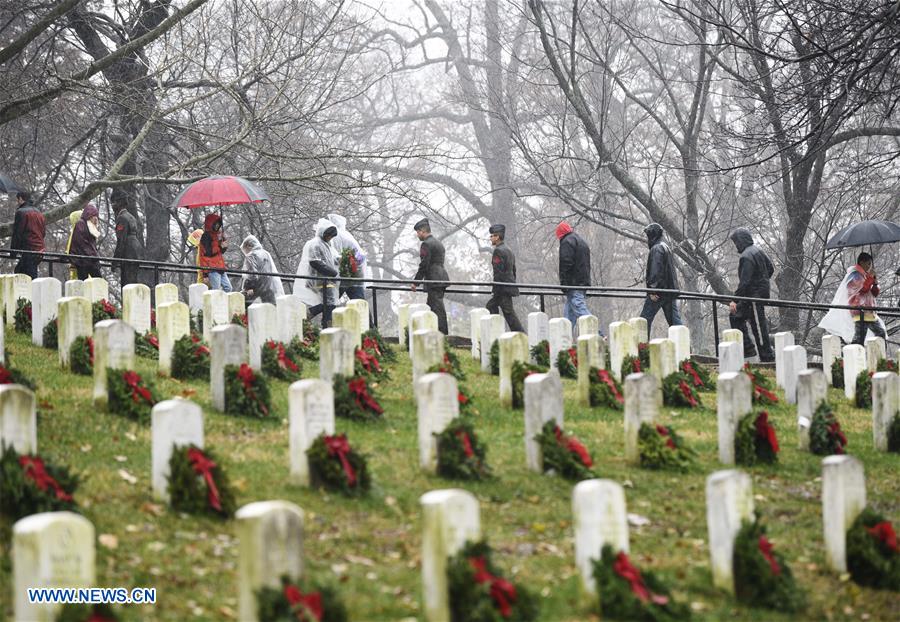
354,345,387,379
91,299,120,323
435,419,491,480
809,402,847,455
135,331,159,360
43,318,58,350
680,360,714,391
231,312,248,327
69,336,93,376
733,516,805,611
0,445,79,520
333,374,383,421
107,369,159,423
846,508,900,590
830,358,844,389
446,540,538,622
256,575,348,622
638,423,695,471
0,362,37,390
14,298,31,333
534,420,594,481
261,340,303,382
734,411,779,466
556,347,577,378
589,367,624,410
224,363,271,418
855,370,873,409
511,361,547,409
592,544,690,622
289,335,319,361
167,443,236,518
171,334,210,379
888,414,900,453
489,340,499,375
363,327,396,362
530,340,550,367
877,358,897,372
745,364,779,405
307,433,371,496
442,338,465,380
662,372,701,408
621,354,642,379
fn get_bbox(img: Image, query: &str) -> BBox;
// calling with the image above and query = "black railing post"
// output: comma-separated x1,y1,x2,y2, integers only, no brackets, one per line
153,264,160,289
712,300,720,353
47,260,54,279
370,286,379,329
539,294,545,313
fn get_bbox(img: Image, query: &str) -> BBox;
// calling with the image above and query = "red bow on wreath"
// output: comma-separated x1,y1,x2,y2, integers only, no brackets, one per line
146,334,159,349
612,552,669,605
457,392,469,405
269,342,299,372
283,583,324,621
362,336,381,356
828,421,847,453
0,366,13,384
553,425,593,467
754,411,779,453
348,377,383,414
469,557,517,617
656,425,676,449
681,361,703,387
757,536,781,575
678,380,698,407
597,369,624,404
237,364,269,416
26,305,32,321
19,456,73,502
186,447,222,511
567,347,578,367
752,383,779,404
123,371,153,404
866,521,899,554
455,430,475,458
355,348,381,373
87,337,94,366
632,358,642,373
324,434,357,487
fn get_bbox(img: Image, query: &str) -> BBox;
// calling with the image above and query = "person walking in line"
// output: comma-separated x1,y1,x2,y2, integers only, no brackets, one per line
411,218,449,334
239,235,285,305
65,208,83,280
640,223,683,330
198,213,231,292
327,213,368,301
295,218,340,327
68,203,102,279
486,224,524,332
819,251,887,344
728,227,775,361
10,190,45,279
111,193,145,287
556,221,592,329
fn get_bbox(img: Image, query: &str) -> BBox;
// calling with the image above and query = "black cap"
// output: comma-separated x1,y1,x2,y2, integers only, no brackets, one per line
414,218,430,232
488,224,505,237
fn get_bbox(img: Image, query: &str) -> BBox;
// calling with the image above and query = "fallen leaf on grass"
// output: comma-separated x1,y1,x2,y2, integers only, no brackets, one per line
38,400,54,410
98,534,119,549
118,469,137,484
331,563,348,575
140,502,164,517
181,389,197,398
218,606,236,619
114,455,128,462
125,432,137,441
345,554,375,566
627,513,651,527
80,444,92,452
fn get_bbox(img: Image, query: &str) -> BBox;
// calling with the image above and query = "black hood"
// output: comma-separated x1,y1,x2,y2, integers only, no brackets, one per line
644,223,664,248
730,228,754,253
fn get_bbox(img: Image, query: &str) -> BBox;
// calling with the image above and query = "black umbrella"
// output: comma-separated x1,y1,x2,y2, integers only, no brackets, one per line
825,219,900,249
0,173,24,194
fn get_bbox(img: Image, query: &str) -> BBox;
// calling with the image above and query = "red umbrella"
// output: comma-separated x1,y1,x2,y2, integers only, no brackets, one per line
173,175,269,209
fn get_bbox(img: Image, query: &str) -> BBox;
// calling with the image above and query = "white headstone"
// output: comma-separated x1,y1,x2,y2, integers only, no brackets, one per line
227,291,246,321
572,479,629,594
347,299,370,333
774,331,795,388
548,317,573,371
93,319,135,408
498,331,529,407
157,302,190,376
31,277,61,347
289,379,335,485
716,371,753,465
211,324,248,411
236,501,305,622
608,321,637,382
577,314,599,338
627,316,648,346
721,328,743,345
151,399,204,501
407,303,431,352
822,455,866,573
397,303,411,347
842,344,867,401
13,512,95,622
479,314,505,373
57,296,92,368
122,283,151,335
3,273,31,326
248,303,278,371
782,345,808,404
154,283,179,314
669,325,691,364
527,311,549,353
420,489,481,622
277,295,307,343
412,329,446,384
624,373,659,464
797,369,827,450
332,305,362,349
648,337,677,380
718,341,743,375
469,308,489,360
577,334,604,406
0,385,36,457
82,277,109,303
203,289,229,343
821,334,842,386
409,309,438,355
871,371,899,452
705,469,754,593
865,336,886,373
416,373,460,471
319,327,355,383
524,372,563,471
188,282,208,319
64,279,84,298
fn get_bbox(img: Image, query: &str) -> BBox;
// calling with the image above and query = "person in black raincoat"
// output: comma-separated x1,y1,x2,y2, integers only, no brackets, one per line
486,224,524,332
639,223,682,329
411,218,449,334
111,193,145,287
729,227,775,361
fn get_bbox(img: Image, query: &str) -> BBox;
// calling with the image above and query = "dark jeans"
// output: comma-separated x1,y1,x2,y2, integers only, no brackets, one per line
487,294,524,333
342,285,366,300
852,319,886,345
308,285,338,328
730,301,773,359
76,263,102,280
14,253,41,279
426,288,449,335
639,296,682,330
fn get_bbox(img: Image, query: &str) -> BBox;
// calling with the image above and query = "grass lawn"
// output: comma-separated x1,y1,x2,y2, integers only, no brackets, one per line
1,328,898,621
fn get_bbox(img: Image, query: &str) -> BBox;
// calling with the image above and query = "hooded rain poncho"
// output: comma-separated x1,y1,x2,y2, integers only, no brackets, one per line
294,218,339,307
240,235,285,304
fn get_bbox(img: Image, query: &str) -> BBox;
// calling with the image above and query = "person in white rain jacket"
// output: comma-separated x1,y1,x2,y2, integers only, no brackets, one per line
294,218,339,327
327,213,369,301
239,235,284,304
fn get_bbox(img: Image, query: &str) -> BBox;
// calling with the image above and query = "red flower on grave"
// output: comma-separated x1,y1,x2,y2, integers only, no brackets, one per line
361,336,381,357
469,556,517,617
0,366,13,384
324,434,357,487
754,411,779,453
123,371,153,404
866,521,899,554
553,424,593,467
681,361,703,387
236,363,269,416
87,337,94,366
186,447,222,512
656,425,676,449
612,551,669,606
19,455,73,502
458,392,469,405
355,348,381,374
678,380,699,407
758,536,781,576
283,583,324,621
348,377,383,414
596,369,624,404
